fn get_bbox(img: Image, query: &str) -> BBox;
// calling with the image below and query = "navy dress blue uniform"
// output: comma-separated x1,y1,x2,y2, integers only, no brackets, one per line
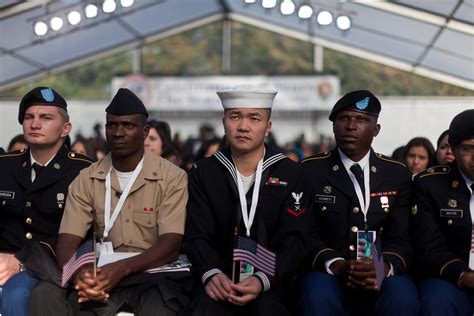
185,146,313,315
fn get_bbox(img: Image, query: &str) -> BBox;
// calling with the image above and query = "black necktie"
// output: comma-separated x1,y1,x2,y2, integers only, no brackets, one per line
350,163,365,201
471,184,474,195
32,163,45,181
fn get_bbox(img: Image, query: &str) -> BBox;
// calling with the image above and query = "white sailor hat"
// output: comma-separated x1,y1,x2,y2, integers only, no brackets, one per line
216,85,277,109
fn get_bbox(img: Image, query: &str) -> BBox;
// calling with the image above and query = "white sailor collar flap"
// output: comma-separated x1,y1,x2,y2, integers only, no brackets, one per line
213,148,287,185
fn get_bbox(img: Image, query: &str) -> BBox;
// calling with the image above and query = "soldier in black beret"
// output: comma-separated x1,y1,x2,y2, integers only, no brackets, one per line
0,87,93,316
412,109,474,315
299,90,419,315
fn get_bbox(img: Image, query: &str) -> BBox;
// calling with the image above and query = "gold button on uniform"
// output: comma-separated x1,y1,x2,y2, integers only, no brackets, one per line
352,207,359,213
321,206,327,211
447,219,453,225
384,208,389,213
25,218,32,224
26,232,32,239
351,226,358,232
25,201,32,207
2,200,5,205
349,245,355,251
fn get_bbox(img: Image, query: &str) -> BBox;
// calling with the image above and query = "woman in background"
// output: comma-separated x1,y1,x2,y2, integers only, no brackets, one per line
402,137,435,175
434,130,454,165
145,120,180,165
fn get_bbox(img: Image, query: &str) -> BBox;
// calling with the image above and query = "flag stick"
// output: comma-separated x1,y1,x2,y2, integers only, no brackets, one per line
93,231,97,277
232,227,238,283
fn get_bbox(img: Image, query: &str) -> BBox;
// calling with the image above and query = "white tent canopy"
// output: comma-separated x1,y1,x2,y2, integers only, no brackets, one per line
0,0,472,91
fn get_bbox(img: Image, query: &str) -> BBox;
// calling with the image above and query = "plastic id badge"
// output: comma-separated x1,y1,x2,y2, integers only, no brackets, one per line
356,231,376,259
96,241,114,254
239,262,254,281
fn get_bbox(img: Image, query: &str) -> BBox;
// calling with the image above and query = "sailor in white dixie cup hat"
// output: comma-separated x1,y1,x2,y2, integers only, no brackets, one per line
216,85,277,109
185,84,312,316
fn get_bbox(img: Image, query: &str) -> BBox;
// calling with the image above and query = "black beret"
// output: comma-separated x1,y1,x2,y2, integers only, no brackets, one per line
18,87,67,124
105,88,148,118
329,90,381,122
448,109,474,147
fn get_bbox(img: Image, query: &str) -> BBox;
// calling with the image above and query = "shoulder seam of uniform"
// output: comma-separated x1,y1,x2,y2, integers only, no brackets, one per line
68,152,93,164
419,165,450,178
301,152,331,163
375,153,406,167
0,149,27,158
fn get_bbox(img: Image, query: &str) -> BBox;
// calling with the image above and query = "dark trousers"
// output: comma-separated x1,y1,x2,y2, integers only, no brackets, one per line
0,271,38,316
298,271,420,316
184,287,292,316
29,280,181,316
418,278,473,316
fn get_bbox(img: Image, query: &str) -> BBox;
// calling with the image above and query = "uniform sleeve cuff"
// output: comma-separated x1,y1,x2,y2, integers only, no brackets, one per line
202,268,222,285
325,257,345,275
254,271,270,292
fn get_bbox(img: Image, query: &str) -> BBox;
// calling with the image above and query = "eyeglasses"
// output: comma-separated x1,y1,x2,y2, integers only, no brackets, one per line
458,144,474,156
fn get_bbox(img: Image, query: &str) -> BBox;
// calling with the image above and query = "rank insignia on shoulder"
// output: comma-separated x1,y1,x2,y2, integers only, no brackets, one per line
265,177,288,187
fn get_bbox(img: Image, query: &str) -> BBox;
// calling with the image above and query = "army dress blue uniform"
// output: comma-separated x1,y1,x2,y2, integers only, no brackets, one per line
412,164,474,315
300,148,418,315
185,146,313,315
0,146,92,314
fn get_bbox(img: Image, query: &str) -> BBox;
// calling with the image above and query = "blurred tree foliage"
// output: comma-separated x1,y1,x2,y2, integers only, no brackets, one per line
1,21,471,98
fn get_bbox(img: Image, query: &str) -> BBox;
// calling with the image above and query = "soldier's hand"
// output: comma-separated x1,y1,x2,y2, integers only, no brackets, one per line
329,259,350,278
228,276,262,306
94,261,129,293
0,253,20,286
458,271,474,289
347,258,377,290
74,266,109,303
205,273,234,301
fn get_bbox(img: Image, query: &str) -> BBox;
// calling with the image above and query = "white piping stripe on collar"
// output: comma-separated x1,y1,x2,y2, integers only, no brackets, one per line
214,151,287,184
214,152,237,183
263,153,286,171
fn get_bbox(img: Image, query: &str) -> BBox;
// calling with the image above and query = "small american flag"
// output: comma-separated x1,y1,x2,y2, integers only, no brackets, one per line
371,238,385,288
233,236,276,277
61,240,96,287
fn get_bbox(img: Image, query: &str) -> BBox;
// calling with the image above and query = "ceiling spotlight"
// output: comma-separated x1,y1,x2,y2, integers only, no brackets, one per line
34,21,48,36
297,4,313,19
280,0,295,15
120,0,134,7
85,4,98,18
336,15,351,30
67,11,81,25
102,0,117,13
50,16,64,31
317,10,333,26
262,0,277,9
244,0,256,3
